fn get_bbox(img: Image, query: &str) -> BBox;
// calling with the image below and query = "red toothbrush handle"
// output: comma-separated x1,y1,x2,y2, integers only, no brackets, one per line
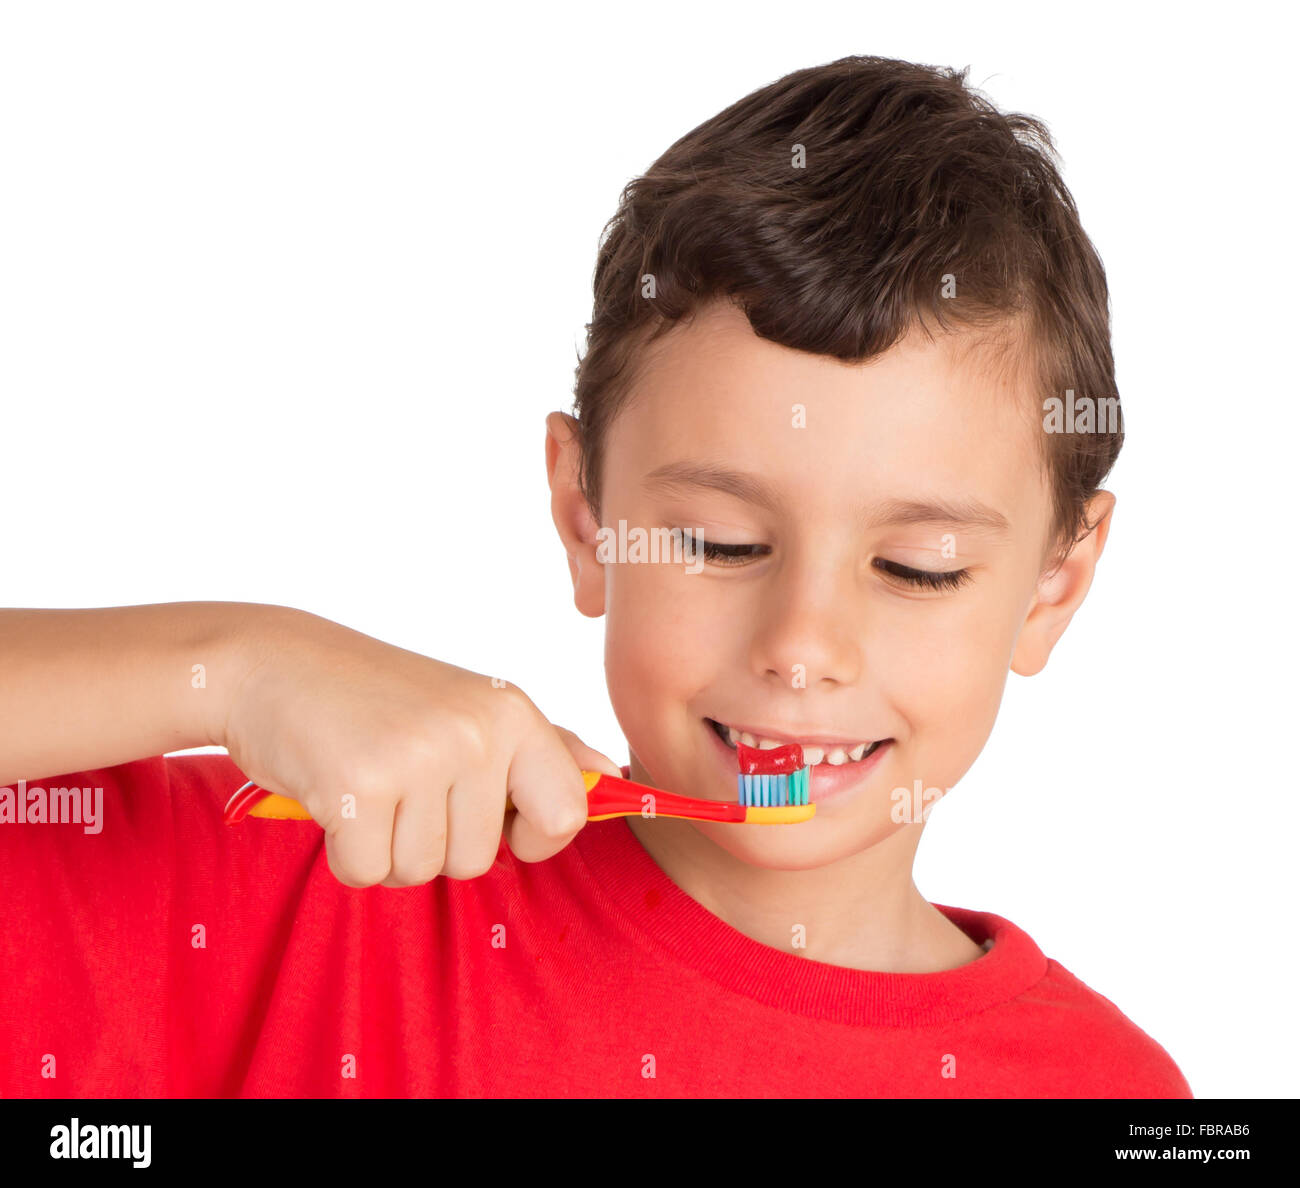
224,772,753,825
584,771,751,823
224,780,277,823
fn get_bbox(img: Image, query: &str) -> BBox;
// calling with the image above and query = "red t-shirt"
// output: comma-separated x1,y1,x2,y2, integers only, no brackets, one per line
0,754,1191,1097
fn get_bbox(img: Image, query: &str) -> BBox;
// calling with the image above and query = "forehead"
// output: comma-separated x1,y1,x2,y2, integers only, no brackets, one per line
606,300,1048,529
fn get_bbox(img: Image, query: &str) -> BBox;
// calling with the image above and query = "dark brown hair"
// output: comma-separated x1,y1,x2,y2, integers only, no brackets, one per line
571,54,1122,565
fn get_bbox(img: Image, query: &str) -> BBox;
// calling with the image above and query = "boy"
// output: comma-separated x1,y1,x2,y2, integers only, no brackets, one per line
0,55,1190,1096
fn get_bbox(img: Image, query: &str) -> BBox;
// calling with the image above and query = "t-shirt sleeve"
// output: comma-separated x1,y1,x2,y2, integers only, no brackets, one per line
0,752,332,1097
0,757,178,1096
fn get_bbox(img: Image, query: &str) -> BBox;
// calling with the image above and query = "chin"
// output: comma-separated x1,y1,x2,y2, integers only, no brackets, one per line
692,817,891,871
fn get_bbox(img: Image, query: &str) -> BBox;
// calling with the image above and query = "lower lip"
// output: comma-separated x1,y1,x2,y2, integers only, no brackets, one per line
703,720,894,810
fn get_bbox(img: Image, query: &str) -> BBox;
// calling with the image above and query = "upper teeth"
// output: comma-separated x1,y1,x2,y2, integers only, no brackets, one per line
725,725,872,766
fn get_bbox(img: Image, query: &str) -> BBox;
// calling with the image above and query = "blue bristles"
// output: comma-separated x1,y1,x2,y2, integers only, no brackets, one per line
738,766,812,807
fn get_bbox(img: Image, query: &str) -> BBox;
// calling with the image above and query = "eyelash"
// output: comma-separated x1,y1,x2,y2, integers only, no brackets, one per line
693,540,973,590
873,559,974,591
696,540,768,565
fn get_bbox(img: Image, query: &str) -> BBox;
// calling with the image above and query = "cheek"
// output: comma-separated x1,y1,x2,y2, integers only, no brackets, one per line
892,625,1007,706
602,565,731,723
881,598,1020,781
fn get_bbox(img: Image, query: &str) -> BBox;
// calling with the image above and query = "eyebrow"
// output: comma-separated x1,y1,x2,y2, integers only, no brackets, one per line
642,461,1012,535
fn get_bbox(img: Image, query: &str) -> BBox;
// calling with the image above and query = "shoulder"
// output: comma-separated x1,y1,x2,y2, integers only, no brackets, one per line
939,905,1192,1098
1023,954,1193,1097
1,754,174,856
0,751,320,872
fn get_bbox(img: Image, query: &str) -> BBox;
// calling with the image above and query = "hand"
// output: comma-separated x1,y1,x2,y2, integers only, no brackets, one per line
220,608,623,888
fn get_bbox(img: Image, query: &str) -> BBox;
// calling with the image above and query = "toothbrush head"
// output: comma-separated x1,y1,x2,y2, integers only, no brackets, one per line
736,741,813,808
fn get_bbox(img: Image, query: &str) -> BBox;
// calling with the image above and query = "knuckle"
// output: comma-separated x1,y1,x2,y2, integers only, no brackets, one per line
547,794,589,838
495,681,533,711
447,710,493,764
329,854,391,889
385,858,442,887
352,858,393,887
493,682,537,726
391,839,447,887
397,729,442,771
345,764,397,804
313,792,352,829
447,685,539,766
440,848,497,881
325,826,392,888
547,767,591,834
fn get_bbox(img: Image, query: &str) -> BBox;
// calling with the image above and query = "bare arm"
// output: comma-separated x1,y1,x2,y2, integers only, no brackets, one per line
0,600,616,889
0,602,277,786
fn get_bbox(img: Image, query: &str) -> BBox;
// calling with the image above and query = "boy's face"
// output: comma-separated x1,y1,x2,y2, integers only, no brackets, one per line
549,298,1111,871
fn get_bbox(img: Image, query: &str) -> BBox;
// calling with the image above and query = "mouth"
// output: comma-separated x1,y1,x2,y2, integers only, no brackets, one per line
705,718,890,768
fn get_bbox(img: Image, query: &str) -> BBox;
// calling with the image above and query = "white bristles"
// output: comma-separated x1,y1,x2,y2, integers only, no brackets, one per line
737,766,812,807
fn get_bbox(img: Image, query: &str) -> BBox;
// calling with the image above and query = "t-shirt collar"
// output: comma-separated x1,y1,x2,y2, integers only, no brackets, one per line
572,812,1048,1027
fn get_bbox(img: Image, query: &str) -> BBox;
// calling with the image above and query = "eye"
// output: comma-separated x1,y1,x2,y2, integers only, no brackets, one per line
873,558,973,591
694,539,772,566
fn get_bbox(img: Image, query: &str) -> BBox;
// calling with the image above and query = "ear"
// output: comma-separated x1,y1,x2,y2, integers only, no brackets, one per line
545,411,606,618
1011,491,1116,677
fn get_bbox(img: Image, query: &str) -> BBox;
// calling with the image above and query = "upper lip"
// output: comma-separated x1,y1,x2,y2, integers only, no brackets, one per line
708,717,882,748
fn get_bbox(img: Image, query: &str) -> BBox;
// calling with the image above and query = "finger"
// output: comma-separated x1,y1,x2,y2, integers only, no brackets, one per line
553,726,624,778
503,724,590,864
323,788,398,888
383,781,449,887
441,763,510,880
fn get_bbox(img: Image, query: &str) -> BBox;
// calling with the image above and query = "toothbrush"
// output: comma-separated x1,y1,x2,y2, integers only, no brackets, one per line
735,740,813,806
224,742,815,826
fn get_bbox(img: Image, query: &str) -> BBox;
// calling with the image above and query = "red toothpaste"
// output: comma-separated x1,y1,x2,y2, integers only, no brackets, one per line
735,740,806,775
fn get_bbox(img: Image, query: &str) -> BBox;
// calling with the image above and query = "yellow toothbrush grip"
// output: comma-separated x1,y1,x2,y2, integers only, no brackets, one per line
246,792,315,820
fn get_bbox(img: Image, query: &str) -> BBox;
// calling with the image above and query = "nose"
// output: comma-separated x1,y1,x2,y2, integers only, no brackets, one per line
747,555,862,690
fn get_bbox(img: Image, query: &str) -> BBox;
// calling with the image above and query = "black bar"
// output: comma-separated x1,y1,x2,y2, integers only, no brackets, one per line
0,1098,1290,1175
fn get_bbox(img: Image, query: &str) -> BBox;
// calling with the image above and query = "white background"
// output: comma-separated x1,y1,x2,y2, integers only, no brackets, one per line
2,1,1295,1098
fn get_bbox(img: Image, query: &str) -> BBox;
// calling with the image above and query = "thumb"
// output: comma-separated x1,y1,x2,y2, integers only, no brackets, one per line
553,726,624,779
